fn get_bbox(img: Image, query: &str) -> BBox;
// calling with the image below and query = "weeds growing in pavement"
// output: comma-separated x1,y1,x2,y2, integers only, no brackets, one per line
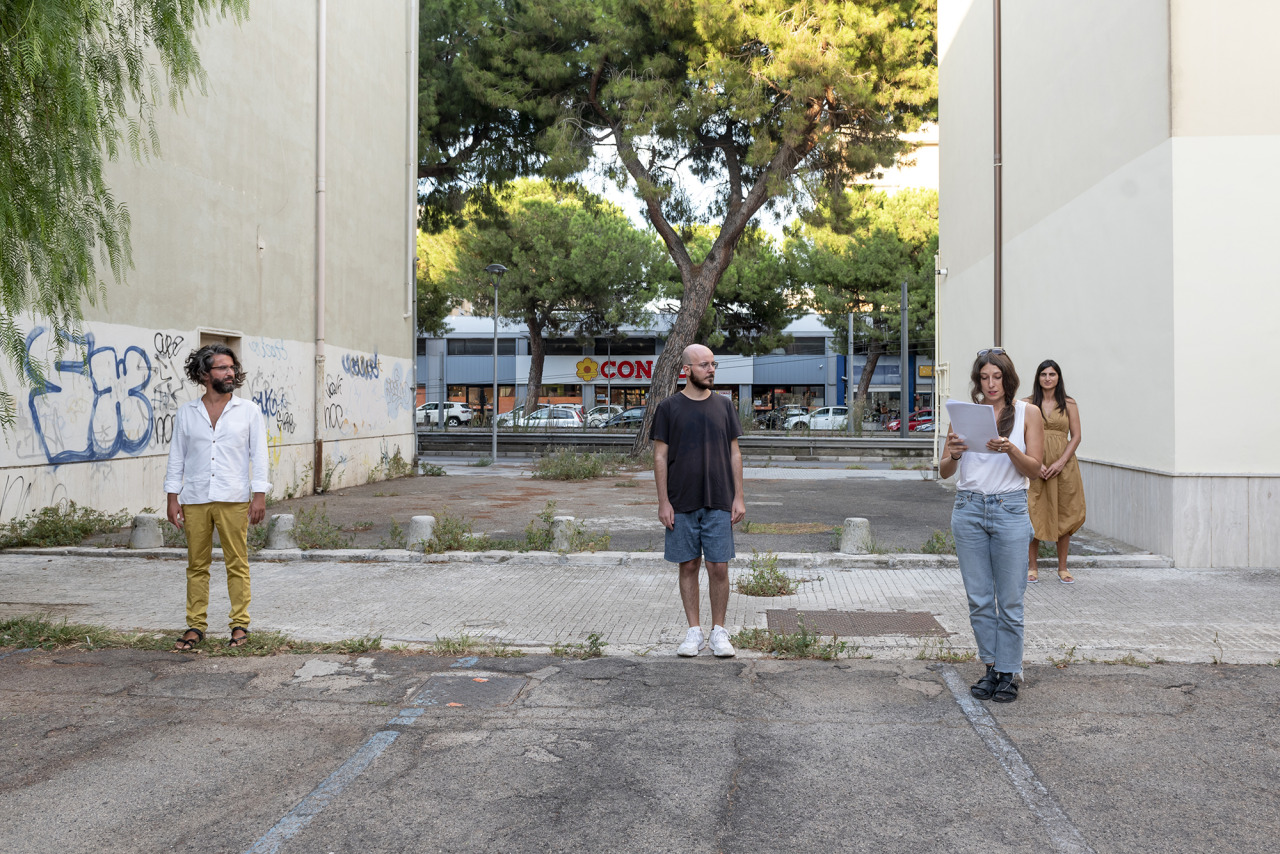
735,551,799,596
423,509,474,553
914,637,975,663
161,519,187,548
367,448,415,483
532,448,626,480
470,457,493,467
420,463,446,476
552,632,607,660
921,529,956,555
1037,540,1057,559
378,518,408,550
0,616,381,657
1048,644,1080,669
0,503,130,549
1102,653,1150,669
316,457,342,493
731,622,851,660
1211,631,1226,665
845,464,868,470
293,506,353,549
247,522,270,552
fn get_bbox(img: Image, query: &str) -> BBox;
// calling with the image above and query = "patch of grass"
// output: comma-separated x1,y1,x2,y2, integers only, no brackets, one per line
247,522,269,552
378,518,408,550
431,634,479,655
0,616,381,657
348,521,376,532
317,457,342,494
419,463,446,477
915,637,975,663
739,521,832,535
469,457,493,467
372,491,400,497
845,464,868,470
423,509,474,553
613,480,637,488
552,632,607,660
735,551,799,597
891,460,933,471
921,529,956,555
1102,653,1150,669
1048,644,1080,669
731,623,851,660
532,448,627,481
1037,540,1057,558
161,519,188,548
0,502,129,549
294,506,353,550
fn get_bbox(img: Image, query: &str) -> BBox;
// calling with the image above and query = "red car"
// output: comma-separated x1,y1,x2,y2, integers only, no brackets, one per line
886,409,933,432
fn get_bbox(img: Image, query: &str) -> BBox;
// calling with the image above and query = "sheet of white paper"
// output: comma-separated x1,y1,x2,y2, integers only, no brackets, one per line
944,400,1002,454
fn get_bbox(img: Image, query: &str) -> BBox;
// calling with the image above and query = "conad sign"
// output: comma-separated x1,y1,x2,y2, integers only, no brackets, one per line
575,356,671,383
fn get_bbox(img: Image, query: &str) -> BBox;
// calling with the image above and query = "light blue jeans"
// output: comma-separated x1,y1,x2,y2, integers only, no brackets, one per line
952,489,1033,674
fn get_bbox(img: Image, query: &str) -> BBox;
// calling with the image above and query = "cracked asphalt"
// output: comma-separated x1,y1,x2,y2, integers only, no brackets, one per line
2,648,1278,853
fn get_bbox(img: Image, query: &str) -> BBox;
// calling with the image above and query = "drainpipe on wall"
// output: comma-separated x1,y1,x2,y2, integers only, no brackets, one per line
992,0,1003,346
407,0,420,443
313,0,327,492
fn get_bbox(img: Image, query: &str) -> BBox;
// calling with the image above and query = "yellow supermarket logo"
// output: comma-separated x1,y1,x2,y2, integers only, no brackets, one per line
576,357,600,382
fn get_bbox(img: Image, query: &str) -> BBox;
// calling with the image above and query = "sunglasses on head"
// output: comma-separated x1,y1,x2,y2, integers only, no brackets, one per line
976,348,1006,357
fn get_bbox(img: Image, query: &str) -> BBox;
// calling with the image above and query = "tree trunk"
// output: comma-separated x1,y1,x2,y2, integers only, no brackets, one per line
630,266,721,454
854,340,887,428
525,322,546,419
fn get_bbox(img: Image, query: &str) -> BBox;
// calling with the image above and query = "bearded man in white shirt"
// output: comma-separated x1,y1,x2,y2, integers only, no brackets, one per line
165,344,271,650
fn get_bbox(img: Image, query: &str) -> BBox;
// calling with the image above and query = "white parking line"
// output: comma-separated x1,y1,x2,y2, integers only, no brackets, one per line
939,665,1095,854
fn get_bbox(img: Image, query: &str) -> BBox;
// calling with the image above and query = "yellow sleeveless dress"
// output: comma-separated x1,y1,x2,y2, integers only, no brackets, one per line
1028,405,1086,541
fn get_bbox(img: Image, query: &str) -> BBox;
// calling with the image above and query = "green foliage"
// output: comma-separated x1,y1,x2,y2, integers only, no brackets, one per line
792,188,939,405
914,637,975,663
552,632,607,660
247,522,269,552
734,550,799,596
422,508,475,553
0,502,128,548
420,463,447,477
532,449,627,481
524,501,612,553
470,457,493,467
0,0,248,426
731,624,850,661
379,518,408,550
368,447,415,483
293,506,353,550
921,529,956,555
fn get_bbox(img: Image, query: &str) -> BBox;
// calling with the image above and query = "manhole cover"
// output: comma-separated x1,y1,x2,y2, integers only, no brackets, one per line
765,609,949,638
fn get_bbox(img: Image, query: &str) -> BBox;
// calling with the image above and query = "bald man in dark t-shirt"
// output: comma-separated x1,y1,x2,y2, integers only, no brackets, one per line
652,344,745,658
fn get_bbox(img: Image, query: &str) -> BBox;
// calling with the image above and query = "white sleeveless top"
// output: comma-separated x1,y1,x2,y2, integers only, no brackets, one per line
955,400,1029,494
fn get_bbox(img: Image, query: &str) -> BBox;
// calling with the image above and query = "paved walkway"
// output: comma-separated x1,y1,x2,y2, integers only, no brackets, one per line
3,551,1278,665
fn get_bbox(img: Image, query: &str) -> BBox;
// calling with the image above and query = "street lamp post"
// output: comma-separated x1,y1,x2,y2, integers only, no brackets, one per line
485,264,507,462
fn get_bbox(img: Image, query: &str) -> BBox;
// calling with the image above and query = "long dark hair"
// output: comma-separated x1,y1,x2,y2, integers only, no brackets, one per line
185,344,246,389
969,351,1020,438
1031,359,1069,412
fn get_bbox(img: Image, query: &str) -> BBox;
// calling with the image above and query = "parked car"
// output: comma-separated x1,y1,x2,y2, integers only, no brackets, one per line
754,405,808,430
516,406,584,428
603,406,647,429
416,401,473,426
886,409,933,432
785,406,849,431
586,404,623,427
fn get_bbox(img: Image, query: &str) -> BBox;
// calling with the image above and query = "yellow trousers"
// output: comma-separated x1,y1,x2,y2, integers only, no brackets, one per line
183,502,251,633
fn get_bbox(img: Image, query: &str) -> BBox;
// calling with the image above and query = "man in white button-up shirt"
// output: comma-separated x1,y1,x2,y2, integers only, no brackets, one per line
164,344,271,651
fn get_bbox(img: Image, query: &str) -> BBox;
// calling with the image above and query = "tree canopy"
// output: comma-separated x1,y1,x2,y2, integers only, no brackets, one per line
440,180,665,408
0,0,247,427
789,187,938,412
474,0,937,446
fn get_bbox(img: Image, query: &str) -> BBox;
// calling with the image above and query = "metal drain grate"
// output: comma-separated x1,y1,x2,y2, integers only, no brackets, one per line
765,609,949,638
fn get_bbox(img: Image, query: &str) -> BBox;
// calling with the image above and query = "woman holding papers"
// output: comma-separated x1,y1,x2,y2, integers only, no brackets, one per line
1024,360,1086,584
940,350,1044,704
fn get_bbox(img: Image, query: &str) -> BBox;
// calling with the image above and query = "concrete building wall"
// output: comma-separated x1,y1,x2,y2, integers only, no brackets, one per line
937,0,1280,567
0,2,416,521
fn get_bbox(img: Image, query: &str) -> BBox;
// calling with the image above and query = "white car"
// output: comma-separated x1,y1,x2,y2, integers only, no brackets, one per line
586,405,623,427
785,406,849,430
416,401,473,426
515,406,584,428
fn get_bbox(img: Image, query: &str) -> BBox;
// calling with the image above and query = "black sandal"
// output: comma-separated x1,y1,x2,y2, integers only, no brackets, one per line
173,628,204,651
227,627,251,648
992,672,1019,703
970,664,999,700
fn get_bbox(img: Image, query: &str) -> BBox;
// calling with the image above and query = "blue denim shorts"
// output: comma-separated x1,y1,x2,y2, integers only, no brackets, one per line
665,508,736,563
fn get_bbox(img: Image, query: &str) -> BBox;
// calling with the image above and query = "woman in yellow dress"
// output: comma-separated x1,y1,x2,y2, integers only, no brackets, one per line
1025,360,1086,584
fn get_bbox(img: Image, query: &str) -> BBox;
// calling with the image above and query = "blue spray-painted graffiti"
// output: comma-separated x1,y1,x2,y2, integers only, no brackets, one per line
341,351,380,380
383,363,413,418
25,327,154,463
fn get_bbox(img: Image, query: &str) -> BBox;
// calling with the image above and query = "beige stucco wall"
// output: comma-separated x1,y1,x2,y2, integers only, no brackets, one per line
0,1,416,520
938,0,1280,566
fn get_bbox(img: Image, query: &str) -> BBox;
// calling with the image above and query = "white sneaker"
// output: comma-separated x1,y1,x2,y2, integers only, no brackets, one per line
677,626,704,657
709,625,736,658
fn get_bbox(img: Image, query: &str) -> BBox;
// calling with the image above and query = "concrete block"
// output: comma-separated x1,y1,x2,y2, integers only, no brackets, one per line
839,517,872,555
265,514,297,550
129,514,164,549
408,516,436,551
551,516,576,552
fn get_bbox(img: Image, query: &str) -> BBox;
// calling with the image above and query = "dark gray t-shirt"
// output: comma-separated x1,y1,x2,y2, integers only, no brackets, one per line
651,392,742,514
